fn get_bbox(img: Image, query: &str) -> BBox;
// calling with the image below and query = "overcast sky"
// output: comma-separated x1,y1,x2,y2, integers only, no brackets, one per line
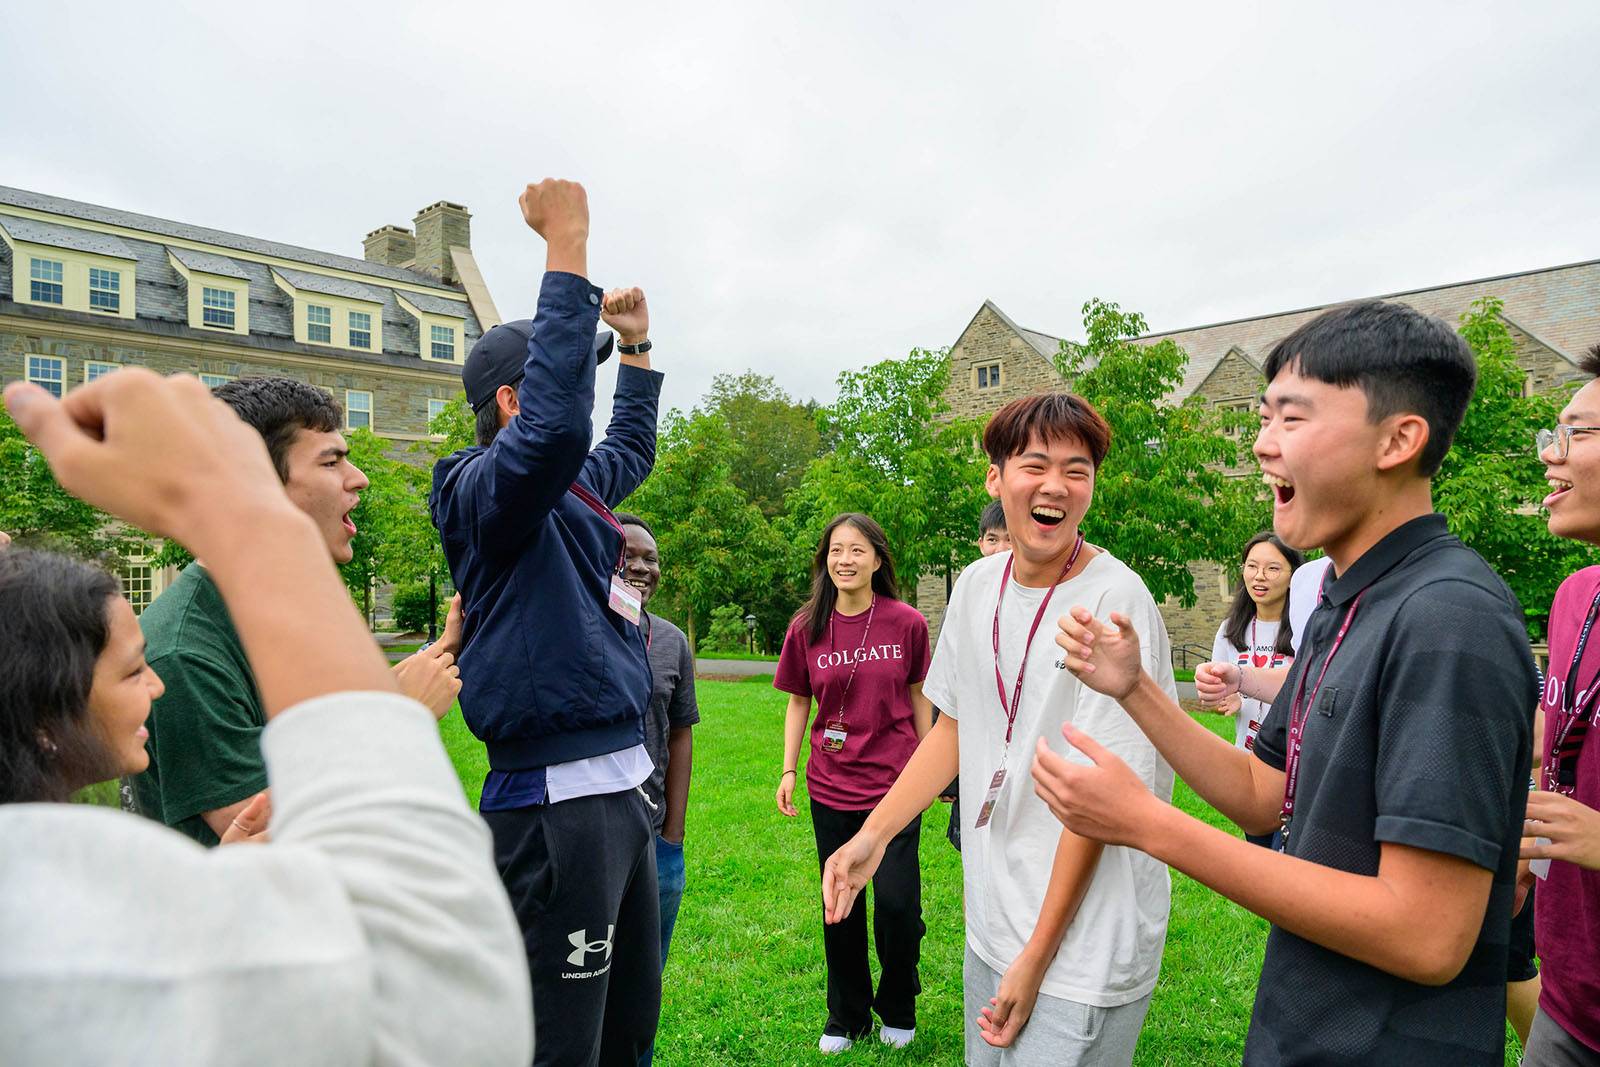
6,1,1599,424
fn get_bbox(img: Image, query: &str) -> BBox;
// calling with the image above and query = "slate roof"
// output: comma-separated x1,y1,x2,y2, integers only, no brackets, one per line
168,244,251,280
272,265,389,304
0,215,135,260
396,289,472,317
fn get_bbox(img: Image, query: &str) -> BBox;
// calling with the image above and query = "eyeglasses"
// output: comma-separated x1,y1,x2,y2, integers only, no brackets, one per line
1242,562,1285,578
1536,425,1600,461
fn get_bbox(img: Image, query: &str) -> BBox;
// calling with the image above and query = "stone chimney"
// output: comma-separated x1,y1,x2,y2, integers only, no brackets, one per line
362,224,416,269
412,201,471,284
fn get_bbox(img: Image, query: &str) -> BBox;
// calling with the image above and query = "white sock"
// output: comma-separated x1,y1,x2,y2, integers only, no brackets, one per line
879,1025,915,1048
818,1034,854,1054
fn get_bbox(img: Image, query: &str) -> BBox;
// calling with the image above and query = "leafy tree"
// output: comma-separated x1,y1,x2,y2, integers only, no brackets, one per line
1437,297,1595,638
0,407,139,565
621,409,783,650
703,372,822,518
786,348,991,601
702,603,752,653
1056,298,1266,606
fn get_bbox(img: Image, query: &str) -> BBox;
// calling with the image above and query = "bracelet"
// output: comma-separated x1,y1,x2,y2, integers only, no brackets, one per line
617,338,652,355
780,769,797,779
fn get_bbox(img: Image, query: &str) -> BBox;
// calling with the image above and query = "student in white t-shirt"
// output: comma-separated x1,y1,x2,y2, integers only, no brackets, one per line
1205,533,1303,753
1196,552,1330,711
821,393,1175,1066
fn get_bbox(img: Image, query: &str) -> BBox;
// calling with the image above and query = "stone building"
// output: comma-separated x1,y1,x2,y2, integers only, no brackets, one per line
0,185,502,611
919,259,1600,658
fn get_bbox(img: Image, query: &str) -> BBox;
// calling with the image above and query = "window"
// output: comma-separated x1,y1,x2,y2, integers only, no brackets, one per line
88,267,121,312
430,324,456,361
26,355,64,398
976,362,1002,390
199,373,234,389
346,390,373,431
307,304,333,343
121,564,153,616
29,258,63,304
427,397,449,423
84,360,120,383
1219,398,1256,438
202,287,236,329
348,311,372,350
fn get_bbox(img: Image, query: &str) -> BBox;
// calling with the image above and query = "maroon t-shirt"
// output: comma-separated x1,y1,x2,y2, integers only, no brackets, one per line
774,597,930,811
1538,565,1600,1053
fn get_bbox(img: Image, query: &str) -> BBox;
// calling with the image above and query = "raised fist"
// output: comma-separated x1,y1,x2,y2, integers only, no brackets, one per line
601,287,649,346
518,179,588,246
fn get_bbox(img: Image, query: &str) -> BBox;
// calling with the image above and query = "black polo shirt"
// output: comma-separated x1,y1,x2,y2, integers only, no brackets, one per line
1247,514,1535,1066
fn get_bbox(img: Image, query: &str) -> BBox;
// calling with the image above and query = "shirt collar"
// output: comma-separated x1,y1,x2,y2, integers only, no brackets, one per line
1323,513,1450,607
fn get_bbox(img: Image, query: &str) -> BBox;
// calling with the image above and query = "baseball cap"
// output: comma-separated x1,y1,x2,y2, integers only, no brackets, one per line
463,320,615,412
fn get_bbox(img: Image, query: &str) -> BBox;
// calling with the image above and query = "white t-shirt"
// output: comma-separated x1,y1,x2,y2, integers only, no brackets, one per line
1210,618,1289,751
1288,556,1333,656
924,548,1176,1008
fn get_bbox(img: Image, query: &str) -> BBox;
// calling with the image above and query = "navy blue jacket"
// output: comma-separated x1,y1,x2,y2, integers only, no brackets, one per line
430,272,662,771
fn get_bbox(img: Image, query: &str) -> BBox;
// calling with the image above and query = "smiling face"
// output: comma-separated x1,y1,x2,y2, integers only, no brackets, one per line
985,432,1095,576
826,521,881,597
85,595,164,779
621,523,661,606
1241,539,1292,613
1543,377,1600,544
281,428,369,564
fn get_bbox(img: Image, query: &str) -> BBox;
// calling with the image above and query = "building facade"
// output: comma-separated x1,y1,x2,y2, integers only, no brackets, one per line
0,185,502,610
920,259,1600,657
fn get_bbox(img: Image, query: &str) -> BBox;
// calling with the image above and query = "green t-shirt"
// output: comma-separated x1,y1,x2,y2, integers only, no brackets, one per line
127,563,266,847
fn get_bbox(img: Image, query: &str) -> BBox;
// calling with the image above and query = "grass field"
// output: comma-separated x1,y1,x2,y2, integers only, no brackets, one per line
442,678,1521,1065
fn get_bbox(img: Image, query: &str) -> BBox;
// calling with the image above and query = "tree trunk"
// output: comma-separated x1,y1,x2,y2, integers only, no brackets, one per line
686,606,697,656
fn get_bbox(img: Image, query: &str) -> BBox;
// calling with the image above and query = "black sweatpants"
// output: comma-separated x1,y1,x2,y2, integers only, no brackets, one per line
485,789,661,1067
810,798,925,1038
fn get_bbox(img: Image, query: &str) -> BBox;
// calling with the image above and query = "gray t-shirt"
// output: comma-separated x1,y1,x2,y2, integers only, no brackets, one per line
642,613,699,834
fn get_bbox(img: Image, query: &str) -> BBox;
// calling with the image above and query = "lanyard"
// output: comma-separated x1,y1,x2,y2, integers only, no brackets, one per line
1547,587,1600,795
570,481,627,572
992,533,1085,750
1280,585,1365,846
827,596,877,728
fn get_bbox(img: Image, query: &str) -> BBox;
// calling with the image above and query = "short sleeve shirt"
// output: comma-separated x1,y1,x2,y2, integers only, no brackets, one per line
1249,515,1535,1064
640,613,699,834
129,564,267,847
773,597,930,810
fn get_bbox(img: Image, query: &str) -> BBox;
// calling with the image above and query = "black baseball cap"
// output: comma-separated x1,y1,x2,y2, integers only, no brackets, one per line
463,319,615,412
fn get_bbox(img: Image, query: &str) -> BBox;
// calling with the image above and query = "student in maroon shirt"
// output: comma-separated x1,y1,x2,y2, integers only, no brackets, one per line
773,513,932,1055
1525,341,1600,1066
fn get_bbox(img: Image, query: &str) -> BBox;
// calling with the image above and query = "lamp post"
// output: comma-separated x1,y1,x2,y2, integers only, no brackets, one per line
744,613,758,654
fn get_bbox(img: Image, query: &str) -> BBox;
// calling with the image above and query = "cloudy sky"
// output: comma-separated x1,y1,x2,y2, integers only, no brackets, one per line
6,1,1598,423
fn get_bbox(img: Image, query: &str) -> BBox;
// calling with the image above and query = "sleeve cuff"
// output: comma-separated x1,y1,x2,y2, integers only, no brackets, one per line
1373,814,1503,871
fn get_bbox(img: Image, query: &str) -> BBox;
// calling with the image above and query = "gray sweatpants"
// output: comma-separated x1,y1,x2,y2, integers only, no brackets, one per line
963,946,1152,1066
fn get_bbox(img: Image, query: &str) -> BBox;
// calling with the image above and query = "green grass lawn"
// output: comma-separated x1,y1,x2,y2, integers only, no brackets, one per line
438,682,1523,1065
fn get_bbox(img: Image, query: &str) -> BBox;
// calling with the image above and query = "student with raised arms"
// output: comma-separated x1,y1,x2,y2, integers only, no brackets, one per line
773,513,932,1054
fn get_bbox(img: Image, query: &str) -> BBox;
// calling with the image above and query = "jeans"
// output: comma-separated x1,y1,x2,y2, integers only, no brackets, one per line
640,835,686,1067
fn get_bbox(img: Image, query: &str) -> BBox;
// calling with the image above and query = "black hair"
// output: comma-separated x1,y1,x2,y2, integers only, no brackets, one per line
1221,533,1304,656
1581,343,1600,378
0,550,125,804
794,513,900,645
614,513,655,538
212,377,343,482
1261,300,1476,477
475,402,502,449
979,499,1007,536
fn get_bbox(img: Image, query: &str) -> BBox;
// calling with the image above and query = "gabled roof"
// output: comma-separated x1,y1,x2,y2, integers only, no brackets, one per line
272,265,388,304
168,244,251,280
0,185,458,292
397,289,472,317
0,215,135,260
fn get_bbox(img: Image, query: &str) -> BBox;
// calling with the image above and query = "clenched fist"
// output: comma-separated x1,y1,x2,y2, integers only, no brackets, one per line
601,287,649,346
518,179,588,245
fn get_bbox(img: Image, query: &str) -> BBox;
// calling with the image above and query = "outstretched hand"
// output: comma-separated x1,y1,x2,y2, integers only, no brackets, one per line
821,832,887,925
1054,607,1144,701
1031,724,1160,848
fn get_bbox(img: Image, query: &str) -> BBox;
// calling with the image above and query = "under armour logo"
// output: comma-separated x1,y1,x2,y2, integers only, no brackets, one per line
567,925,615,967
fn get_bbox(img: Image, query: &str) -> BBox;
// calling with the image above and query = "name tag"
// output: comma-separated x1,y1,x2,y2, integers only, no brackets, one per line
608,574,642,625
973,767,1006,829
822,725,847,752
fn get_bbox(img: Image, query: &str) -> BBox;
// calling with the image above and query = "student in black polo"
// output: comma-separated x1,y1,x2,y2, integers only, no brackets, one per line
1033,300,1535,1065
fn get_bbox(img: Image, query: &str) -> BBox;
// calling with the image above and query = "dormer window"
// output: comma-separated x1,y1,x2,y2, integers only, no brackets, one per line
30,258,64,304
88,268,121,312
431,324,455,361
202,287,236,329
349,311,372,350
307,304,333,344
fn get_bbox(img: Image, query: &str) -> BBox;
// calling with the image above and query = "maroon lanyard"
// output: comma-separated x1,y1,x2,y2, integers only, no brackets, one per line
992,533,1085,748
568,480,627,572
827,597,877,727
1279,588,1365,846
1547,588,1600,795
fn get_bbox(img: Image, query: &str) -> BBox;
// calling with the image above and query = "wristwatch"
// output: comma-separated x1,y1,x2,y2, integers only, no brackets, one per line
617,339,652,355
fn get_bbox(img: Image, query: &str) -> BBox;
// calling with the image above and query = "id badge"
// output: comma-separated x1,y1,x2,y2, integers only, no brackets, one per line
1531,839,1552,881
822,722,847,752
973,767,1006,829
608,574,642,625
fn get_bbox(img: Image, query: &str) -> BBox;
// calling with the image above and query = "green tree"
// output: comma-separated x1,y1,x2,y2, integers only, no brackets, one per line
702,603,752,653
0,407,138,565
704,372,822,518
787,348,991,601
1437,297,1595,637
1057,298,1266,606
621,409,783,650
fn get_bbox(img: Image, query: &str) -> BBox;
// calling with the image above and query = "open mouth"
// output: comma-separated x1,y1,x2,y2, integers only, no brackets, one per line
1250,584,1270,596
1263,473,1295,506
1031,505,1065,528
341,511,358,537
1546,477,1574,509
625,577,652,592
